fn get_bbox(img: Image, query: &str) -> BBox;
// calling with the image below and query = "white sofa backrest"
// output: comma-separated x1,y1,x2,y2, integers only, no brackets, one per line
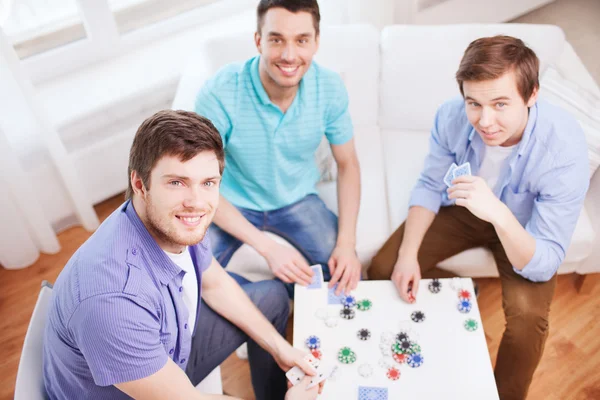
379,23,566,132
173,25,381,128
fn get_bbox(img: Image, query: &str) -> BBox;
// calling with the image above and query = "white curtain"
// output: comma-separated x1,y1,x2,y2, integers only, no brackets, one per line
0,28,99,269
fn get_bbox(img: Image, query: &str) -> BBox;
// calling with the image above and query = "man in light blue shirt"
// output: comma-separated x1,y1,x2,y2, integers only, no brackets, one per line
195,0,362,296
369,36,589,400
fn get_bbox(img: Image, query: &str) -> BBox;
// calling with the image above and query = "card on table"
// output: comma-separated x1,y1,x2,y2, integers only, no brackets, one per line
452,162,471,180
358,386,388,400
443,162,458,187
327,283,345,304
307,264,324,289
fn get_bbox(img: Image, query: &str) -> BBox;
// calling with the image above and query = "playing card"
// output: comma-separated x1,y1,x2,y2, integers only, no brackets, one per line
452,162,472,180
285,366,305,385
306,357,335,389
443,162,458,187
358,386,388,400
328,283,345,304
307,264,324,289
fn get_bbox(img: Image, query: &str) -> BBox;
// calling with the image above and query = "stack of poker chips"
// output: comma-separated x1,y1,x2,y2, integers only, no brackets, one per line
391,330,424,369
305,335,323,359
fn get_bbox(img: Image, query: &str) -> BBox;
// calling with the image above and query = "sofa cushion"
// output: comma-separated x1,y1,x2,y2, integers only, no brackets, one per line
539,66,600,177
379,24,566,132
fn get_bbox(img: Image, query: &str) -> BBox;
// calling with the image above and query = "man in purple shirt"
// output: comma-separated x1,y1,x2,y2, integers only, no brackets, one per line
43,110,320,399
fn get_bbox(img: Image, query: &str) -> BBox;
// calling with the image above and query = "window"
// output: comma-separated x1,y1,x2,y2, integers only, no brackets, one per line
108,0,220,34
2,0,86,59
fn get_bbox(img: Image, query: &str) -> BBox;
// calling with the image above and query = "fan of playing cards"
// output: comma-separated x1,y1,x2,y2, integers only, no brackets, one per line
444,162,471,187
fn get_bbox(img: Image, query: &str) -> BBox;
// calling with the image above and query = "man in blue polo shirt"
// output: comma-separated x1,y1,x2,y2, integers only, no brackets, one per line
369,37,589,399
43,110,320,400
195,0,362,296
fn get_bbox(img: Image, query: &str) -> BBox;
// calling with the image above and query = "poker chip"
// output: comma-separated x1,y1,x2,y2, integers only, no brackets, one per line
337,347,357,364
358,363,373,378
428,279,442,293
458,289,472,300
457,299,472,313
357,329,371,341
311,349,322,359
392,352,408,364
379,342,393,357
340,308,356,319
380,331,395,345
464,318,479,332
356,299,372,311
395,331,410,343
305,335,321,350
378,357,393,369
341,295,357,308
391,342,405,355
411,310,426,323
315,308,328,320
386,367,401,381
408,342,421,355
449,277,463,291
325,317,339,328
408,353,424,368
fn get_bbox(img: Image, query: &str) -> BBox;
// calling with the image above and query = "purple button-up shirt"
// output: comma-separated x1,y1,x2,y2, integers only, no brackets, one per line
43,200,212,399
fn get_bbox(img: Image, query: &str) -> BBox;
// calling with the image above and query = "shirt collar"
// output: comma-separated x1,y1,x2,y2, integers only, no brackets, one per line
122,200,182,285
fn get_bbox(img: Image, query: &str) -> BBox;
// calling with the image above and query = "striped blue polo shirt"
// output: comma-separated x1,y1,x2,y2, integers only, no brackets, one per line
43,200,212,399
195,56,353,211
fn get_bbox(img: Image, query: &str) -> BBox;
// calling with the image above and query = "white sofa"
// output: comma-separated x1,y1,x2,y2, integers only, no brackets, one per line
172,23,600,287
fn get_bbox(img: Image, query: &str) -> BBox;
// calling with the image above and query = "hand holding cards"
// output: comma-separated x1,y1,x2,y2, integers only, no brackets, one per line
286,353,335,391
444,162,471,187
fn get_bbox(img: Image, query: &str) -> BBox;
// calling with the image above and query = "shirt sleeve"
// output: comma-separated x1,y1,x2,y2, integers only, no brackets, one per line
325,75,353,145
516,155,589,282
408,105,456,214
194,83,233,147
69,294,168,386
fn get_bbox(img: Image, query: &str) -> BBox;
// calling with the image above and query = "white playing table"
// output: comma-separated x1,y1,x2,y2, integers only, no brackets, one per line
293,279,499,399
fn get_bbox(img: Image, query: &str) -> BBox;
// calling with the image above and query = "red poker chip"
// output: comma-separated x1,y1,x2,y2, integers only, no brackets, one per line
392,353,408,364
386,367,401,380
311,349,322,360
458,289,472,300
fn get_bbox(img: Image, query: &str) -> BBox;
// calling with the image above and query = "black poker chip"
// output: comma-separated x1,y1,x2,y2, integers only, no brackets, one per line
411,311,425,323
357,329,371,341
340,308,356,319
396,332,410,343
428,279,442,293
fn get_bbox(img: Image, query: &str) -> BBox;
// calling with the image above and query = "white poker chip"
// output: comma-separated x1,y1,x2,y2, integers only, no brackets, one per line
378,357,393,369
380,331,395,345
315,308,328,320
379,342,393,356
358,363,373,378
325,317,339,328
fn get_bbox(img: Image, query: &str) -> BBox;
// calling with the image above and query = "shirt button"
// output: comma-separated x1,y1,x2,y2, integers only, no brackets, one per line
169,348,174,355
132,248,137,255
180,359,186,364
179,287,183,292
184,323,188,329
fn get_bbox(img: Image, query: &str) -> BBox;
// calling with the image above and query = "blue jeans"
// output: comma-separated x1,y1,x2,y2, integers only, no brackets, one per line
186,274,289,400
209,194,339,297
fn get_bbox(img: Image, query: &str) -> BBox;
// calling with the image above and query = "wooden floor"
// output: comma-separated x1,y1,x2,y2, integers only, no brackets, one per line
1,194,599,400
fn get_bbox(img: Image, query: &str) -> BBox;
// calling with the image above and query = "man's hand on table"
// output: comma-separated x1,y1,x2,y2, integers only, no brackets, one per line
391,254,421,303
328,244,361,296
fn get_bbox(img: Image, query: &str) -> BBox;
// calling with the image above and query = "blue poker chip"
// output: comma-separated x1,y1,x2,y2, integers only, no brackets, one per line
457,299,472,313
305,335,321,350
407,353,424,368
342,295,357,308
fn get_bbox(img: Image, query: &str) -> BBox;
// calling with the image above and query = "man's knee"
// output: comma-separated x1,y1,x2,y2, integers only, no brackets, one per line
368,253,394,280
504,294,551,339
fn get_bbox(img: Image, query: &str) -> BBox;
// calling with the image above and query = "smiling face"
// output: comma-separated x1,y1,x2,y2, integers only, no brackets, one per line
463,69,538,147
132,152,221,253
255,7,319,94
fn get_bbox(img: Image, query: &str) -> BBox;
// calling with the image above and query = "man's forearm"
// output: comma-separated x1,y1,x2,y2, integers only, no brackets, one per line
202,266,284,354
212,195,272,255
493,203,536,270
398,206,436,259
335,161,361,247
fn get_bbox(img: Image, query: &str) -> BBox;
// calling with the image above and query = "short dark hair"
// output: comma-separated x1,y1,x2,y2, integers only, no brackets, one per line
125,110,224,199
256,0,320,36
456,35,540,102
